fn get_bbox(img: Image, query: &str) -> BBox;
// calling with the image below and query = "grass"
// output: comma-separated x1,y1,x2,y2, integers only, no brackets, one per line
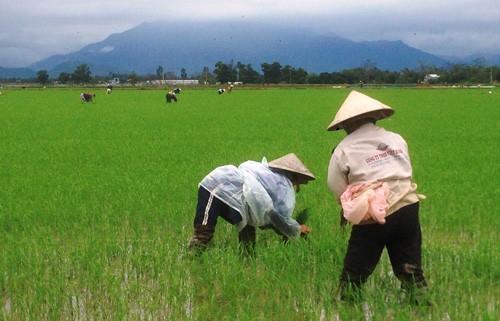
0,86,498,320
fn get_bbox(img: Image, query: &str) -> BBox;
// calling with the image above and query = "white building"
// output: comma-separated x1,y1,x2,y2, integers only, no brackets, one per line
423,74,440,83
150,79,199,85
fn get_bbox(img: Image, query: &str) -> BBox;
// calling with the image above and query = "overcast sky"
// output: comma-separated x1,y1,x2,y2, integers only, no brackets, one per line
1,0,499,67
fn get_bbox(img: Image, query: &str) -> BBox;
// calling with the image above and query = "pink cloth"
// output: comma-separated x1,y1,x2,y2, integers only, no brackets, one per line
340,182,389,224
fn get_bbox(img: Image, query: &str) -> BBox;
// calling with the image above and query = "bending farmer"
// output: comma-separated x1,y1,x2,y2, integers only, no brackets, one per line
188,153,315,253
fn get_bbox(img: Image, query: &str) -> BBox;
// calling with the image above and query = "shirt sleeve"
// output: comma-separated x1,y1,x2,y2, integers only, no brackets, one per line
327,152,349,202
267,210,301,239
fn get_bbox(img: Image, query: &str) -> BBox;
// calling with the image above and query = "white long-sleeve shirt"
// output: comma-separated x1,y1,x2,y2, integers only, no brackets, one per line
327,123,420,218
199,158,301,237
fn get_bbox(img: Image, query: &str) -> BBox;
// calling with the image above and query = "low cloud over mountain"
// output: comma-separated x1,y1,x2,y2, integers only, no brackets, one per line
4,20,497,78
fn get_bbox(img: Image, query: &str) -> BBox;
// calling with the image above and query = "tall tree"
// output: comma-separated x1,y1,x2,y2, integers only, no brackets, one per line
294,67,308,84
236,62,261,84
72,64,92,83
156,66,164,79
281,65,294,84
279,65,308,84
214,61,237,83
128,72,138,86
196,66,215,84
57,72,71,84
181,68,187,79
261,62,282,84
202,66,210,83
396,68,419,84
36,70,49,84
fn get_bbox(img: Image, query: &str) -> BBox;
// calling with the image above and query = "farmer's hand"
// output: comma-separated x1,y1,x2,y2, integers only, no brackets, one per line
300,224,311,236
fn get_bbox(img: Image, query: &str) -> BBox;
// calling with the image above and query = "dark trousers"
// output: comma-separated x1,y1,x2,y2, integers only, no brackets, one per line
194,186,242,228
339,202,427,297
189,187,248,251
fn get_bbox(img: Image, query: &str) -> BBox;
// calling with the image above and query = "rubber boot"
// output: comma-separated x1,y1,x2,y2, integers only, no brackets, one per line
188,225,215,252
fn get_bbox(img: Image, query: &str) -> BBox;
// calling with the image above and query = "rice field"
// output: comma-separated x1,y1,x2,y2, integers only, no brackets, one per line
0,86,498,320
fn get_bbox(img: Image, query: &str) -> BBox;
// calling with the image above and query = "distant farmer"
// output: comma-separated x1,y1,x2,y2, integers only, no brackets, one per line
81,93,95,102
106,84,113,94
326,90,428,304
166,91,177,103
188,153,315,254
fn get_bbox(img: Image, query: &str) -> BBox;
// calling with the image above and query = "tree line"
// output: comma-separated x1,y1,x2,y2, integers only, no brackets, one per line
30,60,500,86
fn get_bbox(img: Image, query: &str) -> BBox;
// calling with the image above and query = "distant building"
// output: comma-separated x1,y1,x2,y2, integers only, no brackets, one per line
149,79,199,85
109,77,120,84
423,74,440,83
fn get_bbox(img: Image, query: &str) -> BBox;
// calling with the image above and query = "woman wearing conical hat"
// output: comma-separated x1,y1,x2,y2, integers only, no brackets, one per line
327,91,429,303
188,153,315,255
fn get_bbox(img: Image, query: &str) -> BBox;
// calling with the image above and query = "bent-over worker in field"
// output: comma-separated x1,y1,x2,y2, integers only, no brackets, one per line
326,90,429,304
166,91,177,103
188,153,315,254
81,92,95,102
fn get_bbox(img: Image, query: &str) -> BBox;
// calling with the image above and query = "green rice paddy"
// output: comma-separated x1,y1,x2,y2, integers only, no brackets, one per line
0,86,498,320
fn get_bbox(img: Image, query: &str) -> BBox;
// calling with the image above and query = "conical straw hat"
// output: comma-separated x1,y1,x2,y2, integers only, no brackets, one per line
268,153,315,181
327,90,395,131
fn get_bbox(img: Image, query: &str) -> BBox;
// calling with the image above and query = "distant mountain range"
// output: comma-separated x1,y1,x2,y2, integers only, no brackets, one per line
1,20,499,79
